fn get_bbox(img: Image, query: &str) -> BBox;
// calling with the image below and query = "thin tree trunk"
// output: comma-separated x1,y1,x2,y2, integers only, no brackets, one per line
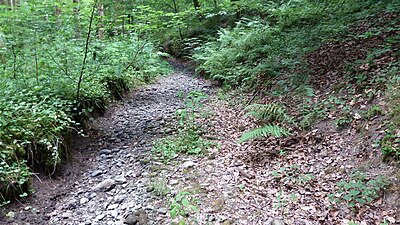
11,45,16,79
231,0,241,20
76,0,97,102
122,17,125,36
34,47,38,84
171,0,183,40
193,0,200,10
98,2,104,39
73,0,81,38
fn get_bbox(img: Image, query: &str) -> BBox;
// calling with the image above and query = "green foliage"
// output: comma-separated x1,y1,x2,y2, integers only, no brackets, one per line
193,0,398,90
0,152,31,205
335,106,354,128
153,91,213,161
298,102,327,130
240,125,291,143
329,172,389,209
153,133,211,161
362,105,382,119
0,0,170,202
170,191,199,225
379,80,400,161
380,126,400,161
149,179,170,197
273,190,299,216
239,103,293,142
244,103,294,124
272,164,315,186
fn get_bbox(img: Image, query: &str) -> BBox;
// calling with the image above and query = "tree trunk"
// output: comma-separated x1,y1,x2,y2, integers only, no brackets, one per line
193,0,200,10
98,2,104,39
231,0,241,20
171,0,183,40
73,0,81,38
10,0,14,10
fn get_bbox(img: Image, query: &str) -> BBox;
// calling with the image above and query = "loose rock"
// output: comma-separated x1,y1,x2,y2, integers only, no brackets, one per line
93,179,116,192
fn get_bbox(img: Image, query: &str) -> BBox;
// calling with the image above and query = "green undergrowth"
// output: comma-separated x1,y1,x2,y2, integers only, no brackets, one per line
239,103,293,142
0,1,171,204
153,91,214,162
169,191,199,225
193,0,400,160
381,81,400,161
329,171,389,211
193,0,398,89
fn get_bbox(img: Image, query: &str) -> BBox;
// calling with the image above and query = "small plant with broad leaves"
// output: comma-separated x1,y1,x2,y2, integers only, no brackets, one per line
329,171,389,210
273,190,299,216
272,164,315,187
149,179,170,197
379,126,400,161
0,152,31,205
170,191,199,225
334,106,354,128
381,80,400,161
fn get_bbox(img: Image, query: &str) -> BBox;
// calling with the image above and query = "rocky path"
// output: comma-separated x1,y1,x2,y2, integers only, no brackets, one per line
49,71,212,225
18,69,212,225
3,62,399,225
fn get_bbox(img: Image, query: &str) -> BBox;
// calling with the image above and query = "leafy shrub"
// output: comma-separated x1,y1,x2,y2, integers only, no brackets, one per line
380,126,400,161
193,0,398,90
170,191,199,225
0,1,171,202
272,164,315,186
0,152,31,205
329,172,389,209
149,179,170,197
380,79,400,160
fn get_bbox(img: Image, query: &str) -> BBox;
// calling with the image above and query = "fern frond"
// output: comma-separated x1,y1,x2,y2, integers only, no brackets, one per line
245,103,294,124
239,124,290,142
294,84,314,98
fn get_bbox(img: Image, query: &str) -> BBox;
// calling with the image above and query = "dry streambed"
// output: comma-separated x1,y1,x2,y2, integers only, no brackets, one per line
1,66,399,225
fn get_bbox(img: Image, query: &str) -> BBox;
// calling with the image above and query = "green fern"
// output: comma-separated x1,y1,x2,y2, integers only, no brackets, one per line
239,103,293,142
239,124,290,142
245,103,294,124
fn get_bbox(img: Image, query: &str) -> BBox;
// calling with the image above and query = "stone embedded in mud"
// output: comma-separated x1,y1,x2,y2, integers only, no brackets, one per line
169,179,179,185
114,195,125,204
114,175,127,184
91,170,103,177
107,203,119,210
95,214,106,221
271,219,285,225
157,208,167,214
80,197,89,205
62,212,73,219
93,179,116,192
146,186,154,192
124,213,139,225
182,161,196,168
99,149,112,155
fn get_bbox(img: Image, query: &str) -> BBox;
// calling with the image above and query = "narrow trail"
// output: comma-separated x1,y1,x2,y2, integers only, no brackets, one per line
3,62,399,225
1,66,213,225
48,69,213,225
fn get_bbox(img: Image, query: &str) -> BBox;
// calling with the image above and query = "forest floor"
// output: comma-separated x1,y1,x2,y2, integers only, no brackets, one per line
0,59,399,225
